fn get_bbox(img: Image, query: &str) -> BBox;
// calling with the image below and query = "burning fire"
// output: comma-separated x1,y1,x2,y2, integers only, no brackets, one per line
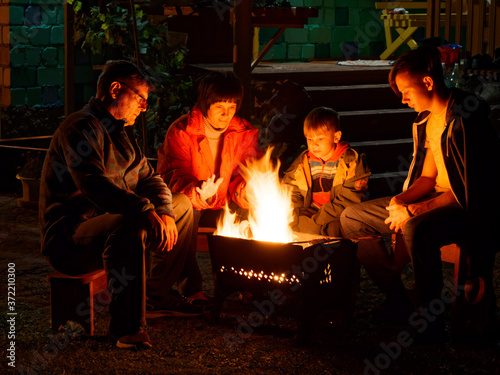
215,148,295,243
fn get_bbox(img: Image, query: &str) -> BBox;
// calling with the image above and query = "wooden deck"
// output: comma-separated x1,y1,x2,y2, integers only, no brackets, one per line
188,61,394,86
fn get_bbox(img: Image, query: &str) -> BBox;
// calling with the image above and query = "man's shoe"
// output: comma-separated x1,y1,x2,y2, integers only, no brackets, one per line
116,329,152,349
184,291,211,307
146,291,204,318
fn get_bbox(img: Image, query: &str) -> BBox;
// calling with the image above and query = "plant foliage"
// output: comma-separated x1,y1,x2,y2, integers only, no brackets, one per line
67,0,197,156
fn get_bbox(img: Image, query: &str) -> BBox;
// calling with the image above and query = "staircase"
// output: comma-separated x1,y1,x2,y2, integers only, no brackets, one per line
250,62,417,199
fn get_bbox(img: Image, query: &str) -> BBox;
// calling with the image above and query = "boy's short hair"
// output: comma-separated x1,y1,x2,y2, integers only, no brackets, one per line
303,107,340,135
96,60,152,99
197,71,244,117
388,44,447,97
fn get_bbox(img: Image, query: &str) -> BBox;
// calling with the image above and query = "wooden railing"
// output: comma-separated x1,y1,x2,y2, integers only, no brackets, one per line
425,0,499,57
377,0,500,59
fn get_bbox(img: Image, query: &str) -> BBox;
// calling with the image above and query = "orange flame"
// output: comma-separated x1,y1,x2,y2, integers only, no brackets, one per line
215,148,295,243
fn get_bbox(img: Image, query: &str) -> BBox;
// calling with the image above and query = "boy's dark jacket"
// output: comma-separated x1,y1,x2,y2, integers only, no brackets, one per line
405,88,500,273
282,147,371,237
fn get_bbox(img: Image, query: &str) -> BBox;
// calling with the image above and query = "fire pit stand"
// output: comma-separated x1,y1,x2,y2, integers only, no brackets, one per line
207,235,358,342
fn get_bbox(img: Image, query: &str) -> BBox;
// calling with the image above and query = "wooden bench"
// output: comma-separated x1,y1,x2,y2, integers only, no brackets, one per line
46,225,213,337
197,226,216,252
47,269,107,335
375,1,467,59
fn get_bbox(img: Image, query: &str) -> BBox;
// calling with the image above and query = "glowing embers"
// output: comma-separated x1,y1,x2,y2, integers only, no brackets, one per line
219,265,301,286
320,263,333,285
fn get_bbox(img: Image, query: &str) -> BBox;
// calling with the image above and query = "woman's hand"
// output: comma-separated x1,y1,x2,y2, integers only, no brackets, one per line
196,174,224,202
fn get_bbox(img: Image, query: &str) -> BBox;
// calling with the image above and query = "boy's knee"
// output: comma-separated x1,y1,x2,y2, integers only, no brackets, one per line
340,206,350,219
340,205,357,224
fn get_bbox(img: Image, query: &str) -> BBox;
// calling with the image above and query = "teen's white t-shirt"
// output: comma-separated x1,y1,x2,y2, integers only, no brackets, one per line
425,107,452,193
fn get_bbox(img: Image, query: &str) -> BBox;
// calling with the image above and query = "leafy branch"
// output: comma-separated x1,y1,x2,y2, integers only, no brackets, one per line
67,0,197,156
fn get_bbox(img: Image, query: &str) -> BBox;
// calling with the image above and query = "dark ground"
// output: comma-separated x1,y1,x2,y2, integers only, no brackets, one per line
0,193,499,375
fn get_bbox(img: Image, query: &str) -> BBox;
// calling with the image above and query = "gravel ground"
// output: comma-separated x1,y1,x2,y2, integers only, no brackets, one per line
1,193,499,375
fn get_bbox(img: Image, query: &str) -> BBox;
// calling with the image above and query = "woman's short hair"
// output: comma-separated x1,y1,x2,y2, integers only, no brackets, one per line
196,71,244,117
303,107,340,135
96,60,152,99
388,44,446,96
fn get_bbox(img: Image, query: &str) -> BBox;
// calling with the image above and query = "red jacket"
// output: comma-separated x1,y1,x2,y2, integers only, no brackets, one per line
157,106,262,210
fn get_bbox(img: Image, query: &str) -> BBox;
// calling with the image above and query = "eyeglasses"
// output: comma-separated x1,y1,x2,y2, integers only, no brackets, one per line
117,81,148,106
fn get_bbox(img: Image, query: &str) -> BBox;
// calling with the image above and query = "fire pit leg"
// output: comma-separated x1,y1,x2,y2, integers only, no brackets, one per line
296,239,359,344
211,285,226,324
296,288,322,345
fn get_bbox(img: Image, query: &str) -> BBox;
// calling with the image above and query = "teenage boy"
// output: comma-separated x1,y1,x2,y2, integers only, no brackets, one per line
282,106,370,237
341,45,500,342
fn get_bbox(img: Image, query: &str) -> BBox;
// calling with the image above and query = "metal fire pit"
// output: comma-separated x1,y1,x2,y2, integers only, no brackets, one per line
207,234,358,341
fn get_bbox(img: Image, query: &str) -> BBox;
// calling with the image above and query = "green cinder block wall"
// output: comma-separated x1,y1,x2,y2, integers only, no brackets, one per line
4,1,66,106
1,0,97,108
259,0,385,62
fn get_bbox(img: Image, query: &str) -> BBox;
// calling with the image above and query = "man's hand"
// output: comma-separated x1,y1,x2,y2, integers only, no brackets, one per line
160,214,178,251
142,210,178,253
196,175,224,202
384,196,411,233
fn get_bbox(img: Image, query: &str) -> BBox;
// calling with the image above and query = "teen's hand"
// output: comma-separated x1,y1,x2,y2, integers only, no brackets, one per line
196,175,224,202
384,197,411,233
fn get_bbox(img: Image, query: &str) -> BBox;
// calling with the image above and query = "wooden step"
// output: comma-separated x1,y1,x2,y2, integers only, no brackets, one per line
251,62,392,86
351,138,413,174
366,171,408,199
190,62,393,86
305,84,405,111
338,108,417,142
350,139,413,198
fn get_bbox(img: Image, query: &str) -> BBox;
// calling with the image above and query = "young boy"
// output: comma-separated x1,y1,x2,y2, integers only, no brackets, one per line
282,106,370,237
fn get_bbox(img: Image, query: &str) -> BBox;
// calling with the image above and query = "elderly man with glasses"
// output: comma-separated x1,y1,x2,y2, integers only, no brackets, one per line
39,60,201,350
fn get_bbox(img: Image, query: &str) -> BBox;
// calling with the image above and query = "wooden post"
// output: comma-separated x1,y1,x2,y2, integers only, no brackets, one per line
233,1,252,119
454,0,463,46
64,2,75,117
466,0,474,58
426,0,441,39
477,0,486,54
444,0,452,42
488,0,498,56
129,0,148,157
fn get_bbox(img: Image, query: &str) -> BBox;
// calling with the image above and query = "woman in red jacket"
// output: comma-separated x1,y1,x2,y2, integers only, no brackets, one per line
153,71,262,306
